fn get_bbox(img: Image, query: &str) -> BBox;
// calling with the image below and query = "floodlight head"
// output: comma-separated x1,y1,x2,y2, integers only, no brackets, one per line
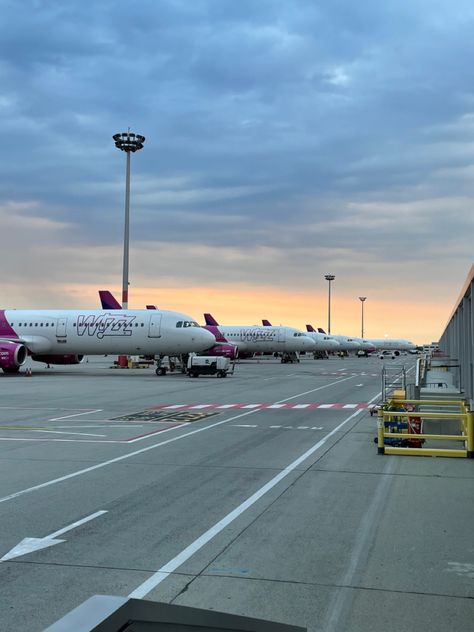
359,296,367,302
324,274,336,282
113,131,145,153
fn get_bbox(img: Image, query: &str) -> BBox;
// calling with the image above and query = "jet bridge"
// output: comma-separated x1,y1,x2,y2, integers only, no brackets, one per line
43,595,306,632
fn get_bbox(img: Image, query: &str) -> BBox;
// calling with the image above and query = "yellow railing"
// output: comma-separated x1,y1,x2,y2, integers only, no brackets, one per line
376,398,474,458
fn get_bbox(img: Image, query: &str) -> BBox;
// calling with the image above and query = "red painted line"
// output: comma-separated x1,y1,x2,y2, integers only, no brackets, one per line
149,403,371,411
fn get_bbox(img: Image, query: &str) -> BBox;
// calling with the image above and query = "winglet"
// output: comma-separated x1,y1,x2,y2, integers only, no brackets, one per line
262,319,272,326
204,313,220,326
306,324,316,332
99,291,122,310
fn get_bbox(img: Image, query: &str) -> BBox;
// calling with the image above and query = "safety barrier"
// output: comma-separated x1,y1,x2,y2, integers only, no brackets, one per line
376,397,474,458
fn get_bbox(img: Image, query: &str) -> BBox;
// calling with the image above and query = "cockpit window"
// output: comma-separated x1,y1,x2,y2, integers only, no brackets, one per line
177,320,200,328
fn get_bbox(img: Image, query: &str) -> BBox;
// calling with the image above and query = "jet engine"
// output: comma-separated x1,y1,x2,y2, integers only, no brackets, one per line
0,341,27,373
205,344,238,360
31,354,85,365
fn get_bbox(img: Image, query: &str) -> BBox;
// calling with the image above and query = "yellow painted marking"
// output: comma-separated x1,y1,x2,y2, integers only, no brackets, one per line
0,426,51,431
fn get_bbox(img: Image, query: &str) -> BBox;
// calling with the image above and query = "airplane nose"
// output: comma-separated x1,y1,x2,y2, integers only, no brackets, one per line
330,340,340,349
195,327,217,350
302,336,316,350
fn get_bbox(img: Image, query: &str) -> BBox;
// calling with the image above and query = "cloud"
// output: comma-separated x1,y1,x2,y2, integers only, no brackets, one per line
1,0,473,340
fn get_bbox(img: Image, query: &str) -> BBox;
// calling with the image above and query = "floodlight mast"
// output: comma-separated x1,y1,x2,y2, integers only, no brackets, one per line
113,131,145,309
359,296,367,338
324,274,335,334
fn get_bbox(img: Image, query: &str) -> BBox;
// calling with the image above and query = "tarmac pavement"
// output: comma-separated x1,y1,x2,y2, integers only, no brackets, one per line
0,355,473,631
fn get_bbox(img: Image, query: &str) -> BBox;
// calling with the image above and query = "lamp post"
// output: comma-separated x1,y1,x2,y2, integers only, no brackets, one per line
324,274,335,333
113,131,145,309
359,296,367,338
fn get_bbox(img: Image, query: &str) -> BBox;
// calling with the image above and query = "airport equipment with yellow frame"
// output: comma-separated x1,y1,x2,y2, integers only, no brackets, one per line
376,390,474,458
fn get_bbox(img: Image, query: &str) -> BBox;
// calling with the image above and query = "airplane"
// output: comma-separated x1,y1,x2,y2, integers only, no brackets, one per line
0,308,216,374
309,326,361,352
312,326,415,356
203,313,315,361
262,320,340,353
98,290,237,360
363,337,416,354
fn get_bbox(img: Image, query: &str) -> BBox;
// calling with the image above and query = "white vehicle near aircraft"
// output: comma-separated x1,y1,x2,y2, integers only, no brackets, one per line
203,313,315,361
0,308,216,374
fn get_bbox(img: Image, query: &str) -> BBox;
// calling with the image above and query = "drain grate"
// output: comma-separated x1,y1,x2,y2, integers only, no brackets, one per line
112,410,220,423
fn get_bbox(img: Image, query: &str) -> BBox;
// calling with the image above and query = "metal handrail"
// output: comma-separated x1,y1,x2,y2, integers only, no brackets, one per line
376,398,474,458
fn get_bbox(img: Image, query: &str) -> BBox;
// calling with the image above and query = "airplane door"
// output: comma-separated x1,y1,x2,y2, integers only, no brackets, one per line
278,327,285,343
56,318,67,338
148,313,162,338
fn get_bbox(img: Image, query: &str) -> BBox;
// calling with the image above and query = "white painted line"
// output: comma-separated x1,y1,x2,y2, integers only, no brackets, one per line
1,510,108,562
343,404,357,409
297,426,309,430
319,404,334,409
356,384,364,387
241,404,261,409
311,427,324,430
0,375,356,506
0,437,123,444
233,425,258,428
293,404,310,409
162,405,186,409
266,404,286,409
49,510,108,538
0,407,96,411
269,426,282,429
189,405,211,409
48,409,102,422
30,430,107,438
129,391,381,599
216,404,236,409
56,425,144,429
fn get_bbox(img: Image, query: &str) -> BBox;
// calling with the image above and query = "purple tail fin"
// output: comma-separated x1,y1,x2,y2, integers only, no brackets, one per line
317,327,326,334
204,313,220,326
306,324,316,332
99,290,122,310
262,319,272,326
146,305,157,310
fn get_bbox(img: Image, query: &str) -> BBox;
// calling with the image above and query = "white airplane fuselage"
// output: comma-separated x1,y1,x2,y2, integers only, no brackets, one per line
0,309,216,357
367,338,416,352
305,332,340,352
206,325,316,354
330,334,361,351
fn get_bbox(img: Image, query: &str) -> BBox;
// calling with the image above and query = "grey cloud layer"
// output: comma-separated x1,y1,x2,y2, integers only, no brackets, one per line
0,0,473,297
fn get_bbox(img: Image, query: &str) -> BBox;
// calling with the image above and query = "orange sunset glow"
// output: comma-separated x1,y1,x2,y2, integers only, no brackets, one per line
54,283,449,344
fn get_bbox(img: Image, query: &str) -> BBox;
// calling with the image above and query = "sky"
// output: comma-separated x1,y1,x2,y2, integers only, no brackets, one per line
1,0,473,343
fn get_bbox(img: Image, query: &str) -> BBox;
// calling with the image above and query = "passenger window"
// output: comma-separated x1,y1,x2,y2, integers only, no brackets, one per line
176,321,182,328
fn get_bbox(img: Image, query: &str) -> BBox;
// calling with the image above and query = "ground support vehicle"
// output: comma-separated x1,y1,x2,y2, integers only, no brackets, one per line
187,356,232,378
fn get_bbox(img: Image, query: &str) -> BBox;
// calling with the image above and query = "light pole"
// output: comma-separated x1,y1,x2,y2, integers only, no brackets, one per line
113,131,145,308
359,296,367,338
324,274,335,333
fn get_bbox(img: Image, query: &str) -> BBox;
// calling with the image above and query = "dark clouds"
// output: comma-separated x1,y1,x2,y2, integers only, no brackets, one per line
0,0,473,304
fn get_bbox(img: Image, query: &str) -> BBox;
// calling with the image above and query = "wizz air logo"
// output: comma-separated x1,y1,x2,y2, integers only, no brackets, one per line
239,328,277,342
76,314,136,338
